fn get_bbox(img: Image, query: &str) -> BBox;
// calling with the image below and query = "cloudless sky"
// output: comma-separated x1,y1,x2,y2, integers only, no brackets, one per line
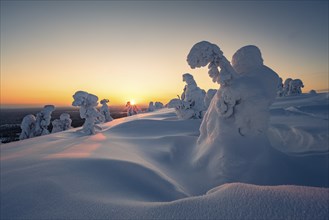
1,1,328,107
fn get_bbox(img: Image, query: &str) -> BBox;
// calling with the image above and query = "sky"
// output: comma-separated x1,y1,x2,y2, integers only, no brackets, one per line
1,1,328,108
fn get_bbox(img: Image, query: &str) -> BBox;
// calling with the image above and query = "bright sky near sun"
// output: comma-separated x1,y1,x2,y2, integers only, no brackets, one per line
1,1,328,107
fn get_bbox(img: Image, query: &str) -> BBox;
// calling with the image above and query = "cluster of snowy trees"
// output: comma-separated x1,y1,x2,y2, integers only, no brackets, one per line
277,78,305,97
126,101,141,116
51,113,72,133
72,91,114,135
147,101,164,112
20,91,114,139
19,105,57,140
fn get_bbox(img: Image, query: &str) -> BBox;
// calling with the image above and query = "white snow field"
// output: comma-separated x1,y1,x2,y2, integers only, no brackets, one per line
1,93,328,219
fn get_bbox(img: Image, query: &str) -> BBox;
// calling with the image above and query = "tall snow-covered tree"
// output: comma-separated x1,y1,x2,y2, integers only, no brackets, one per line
187,41,279,182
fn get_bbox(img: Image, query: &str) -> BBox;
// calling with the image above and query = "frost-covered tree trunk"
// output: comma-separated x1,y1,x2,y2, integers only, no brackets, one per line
72,91,102,135
187,41,279,183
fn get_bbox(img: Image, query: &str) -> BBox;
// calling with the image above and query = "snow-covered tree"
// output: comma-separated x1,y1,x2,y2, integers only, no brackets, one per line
19,114,36,140
187,41,279,181
147,101,155,112
51,113,72,133
154,102,164,109
166,98,181,108
282,78,292,96
179,73,206,119
277,77,284,97
126,101,139,116
172,95,195,120
72,91,103,135
288,79,304,95
100,99,113,122
309,89,317,95
34,105,55,136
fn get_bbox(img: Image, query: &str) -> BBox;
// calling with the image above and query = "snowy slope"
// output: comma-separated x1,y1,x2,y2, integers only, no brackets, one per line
1,94,328,219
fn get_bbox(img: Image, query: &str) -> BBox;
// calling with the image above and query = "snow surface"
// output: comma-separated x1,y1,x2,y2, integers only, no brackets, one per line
1,94,328,219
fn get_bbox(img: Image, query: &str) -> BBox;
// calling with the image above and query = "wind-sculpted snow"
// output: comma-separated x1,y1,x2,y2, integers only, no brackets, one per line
72,91,103,135
1,102,328,219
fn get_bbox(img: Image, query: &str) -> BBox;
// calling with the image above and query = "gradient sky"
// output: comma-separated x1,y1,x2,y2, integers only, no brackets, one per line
1,1,328,107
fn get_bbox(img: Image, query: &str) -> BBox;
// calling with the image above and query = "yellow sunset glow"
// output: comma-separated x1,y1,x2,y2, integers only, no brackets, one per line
1,1,328,108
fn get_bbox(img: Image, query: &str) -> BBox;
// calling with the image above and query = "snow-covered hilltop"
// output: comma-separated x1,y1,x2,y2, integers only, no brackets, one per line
1,92,328,219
